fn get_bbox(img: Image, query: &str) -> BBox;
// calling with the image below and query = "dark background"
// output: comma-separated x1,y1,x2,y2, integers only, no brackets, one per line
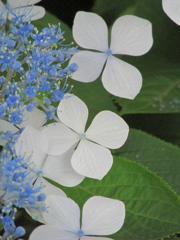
37,0,95,27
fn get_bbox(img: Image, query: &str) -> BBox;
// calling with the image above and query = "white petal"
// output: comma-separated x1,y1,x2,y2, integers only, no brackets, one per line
41,123,79,155
71,140,113,180
40,178,67,197
0,2,5,8
0,3,7,19
57,95,88,133
0,2,5,11
8,6,45,21
25,207,45,224
162,0,180,25
26,178,66,224
15,126,48,170
0,119,18,133
17,107,46,129
42,149,85,187
73,11,108,51
7,0,42,8
86,111,129,149
82,237,113,240
29,225,78,240
102,55,142,99
0,120,19,146
69,51,107,82
110,15,153,56
43,195,80,232
82,196,125,235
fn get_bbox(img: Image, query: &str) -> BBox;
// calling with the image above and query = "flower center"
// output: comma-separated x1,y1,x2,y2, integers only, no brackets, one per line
106,49,112,56
77,229,84,237
79,133,86,139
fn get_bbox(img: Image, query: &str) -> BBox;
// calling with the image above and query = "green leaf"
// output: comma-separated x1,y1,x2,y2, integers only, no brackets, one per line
114,129,180,195
58,157,180,240
111,56,180,115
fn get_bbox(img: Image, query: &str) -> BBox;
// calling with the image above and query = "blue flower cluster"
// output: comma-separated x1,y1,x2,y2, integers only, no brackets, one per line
0,6,78,240
0,10,78,125
0,130,46,239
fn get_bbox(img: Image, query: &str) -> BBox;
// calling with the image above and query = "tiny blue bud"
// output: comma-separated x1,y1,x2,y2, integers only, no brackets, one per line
69,63,78,72
12,61,21,71
26,103,35,112
28,195,37,204
37,193,46,201
7,39,16,48
15,226,26,237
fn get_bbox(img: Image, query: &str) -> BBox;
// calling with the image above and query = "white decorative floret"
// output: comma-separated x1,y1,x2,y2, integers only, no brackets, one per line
69,11,153,99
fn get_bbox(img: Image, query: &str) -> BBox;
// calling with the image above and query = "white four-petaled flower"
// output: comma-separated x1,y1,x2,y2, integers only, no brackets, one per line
0,0,45,20
41,95,129,180
162,0,180,25
29,195,125,240
69,11,153,99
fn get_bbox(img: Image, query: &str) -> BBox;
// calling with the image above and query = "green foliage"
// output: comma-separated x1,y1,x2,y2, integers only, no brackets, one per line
58,157,180,240
114,129,180,195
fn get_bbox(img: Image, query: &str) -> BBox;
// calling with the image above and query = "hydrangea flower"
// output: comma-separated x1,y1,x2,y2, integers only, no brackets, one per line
69,12,153,99
162,0,180,25
15,125,84,188
0,0,45,20
41,95,129,180
29,195,125,240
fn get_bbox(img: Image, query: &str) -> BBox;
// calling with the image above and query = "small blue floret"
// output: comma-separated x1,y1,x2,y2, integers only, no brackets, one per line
106,49,112,56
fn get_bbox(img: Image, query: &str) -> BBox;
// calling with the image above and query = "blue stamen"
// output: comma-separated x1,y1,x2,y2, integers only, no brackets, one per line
106,49,112,56
77,229,84,237
80,133,86,139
